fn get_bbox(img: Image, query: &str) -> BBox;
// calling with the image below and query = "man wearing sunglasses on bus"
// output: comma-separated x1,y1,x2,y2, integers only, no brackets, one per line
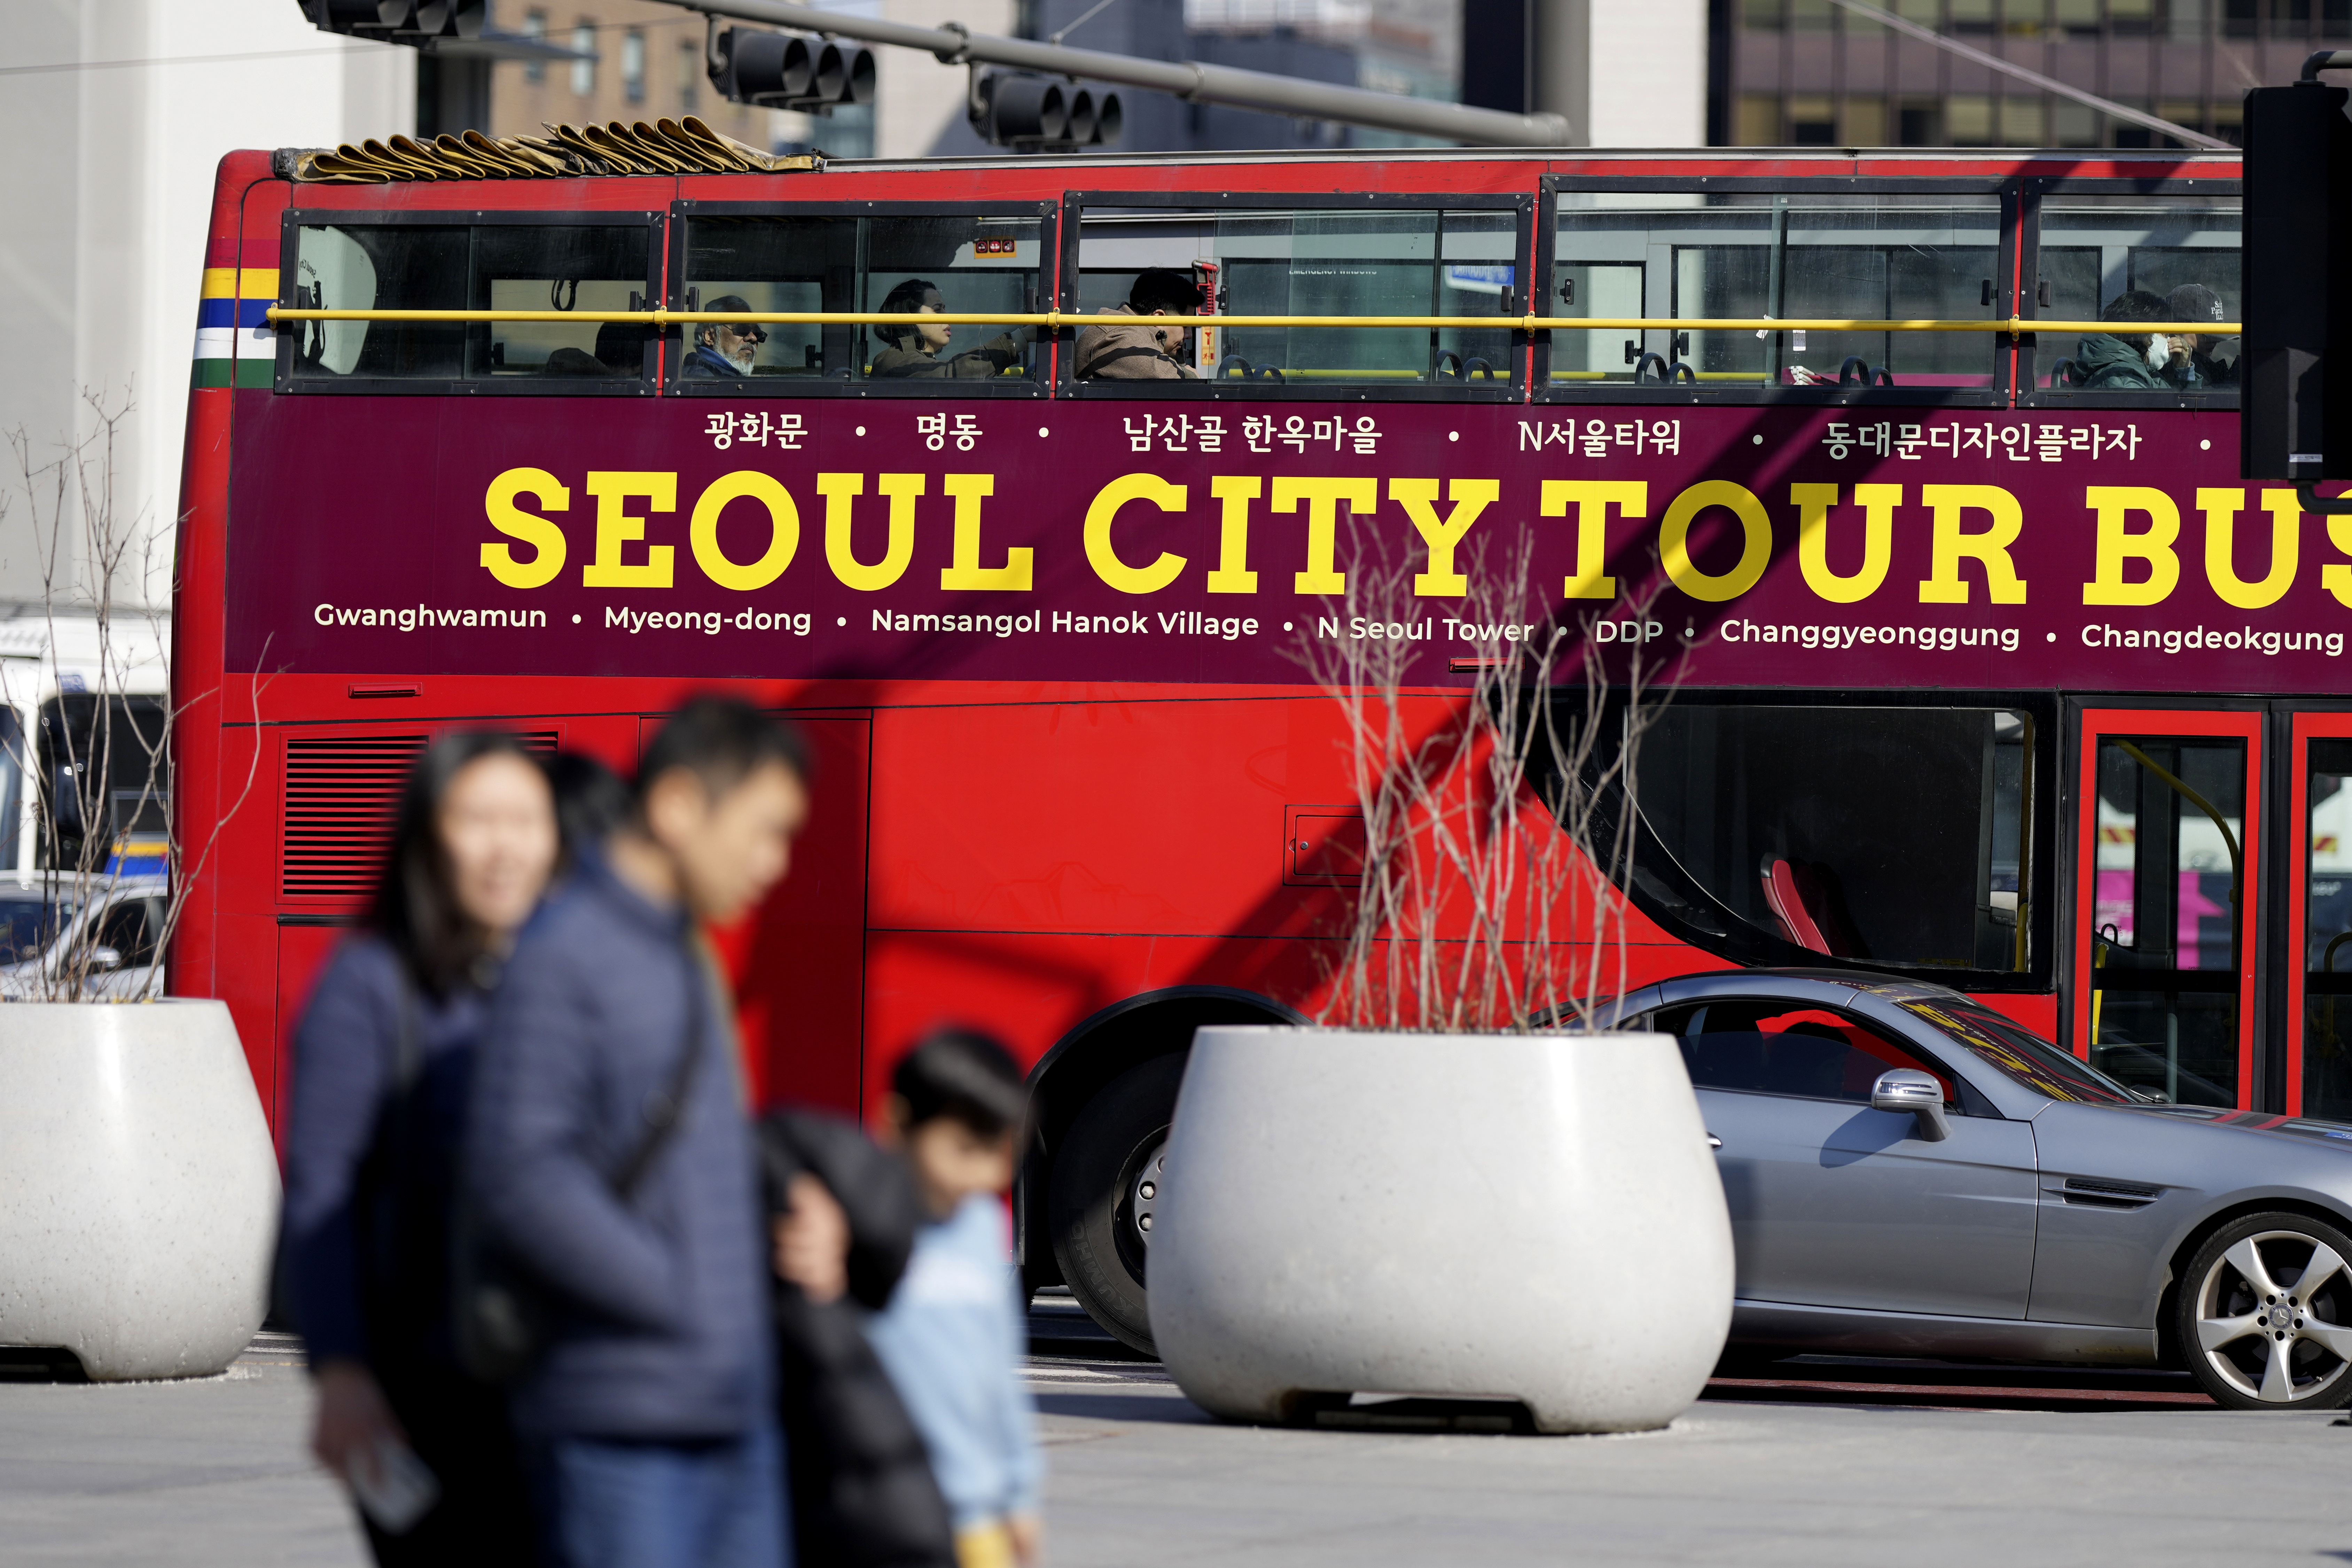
683,295,766,378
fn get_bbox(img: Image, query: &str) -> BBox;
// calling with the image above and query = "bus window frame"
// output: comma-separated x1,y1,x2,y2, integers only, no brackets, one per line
274,208,665,397
2015,174,2242,410
2275,707,2352,1118
666,198,1061,400
2067,702,2263,1107
1054,188,1533,404
1574,685,2061,993
1534,173,2020,408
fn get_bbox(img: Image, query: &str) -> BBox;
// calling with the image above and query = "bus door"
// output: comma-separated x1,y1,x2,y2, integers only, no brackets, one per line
2072,709,2262,1109
2287,711,2352,1121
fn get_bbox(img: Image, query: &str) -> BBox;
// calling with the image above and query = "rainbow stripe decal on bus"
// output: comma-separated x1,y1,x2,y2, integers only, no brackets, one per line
193,268,277,390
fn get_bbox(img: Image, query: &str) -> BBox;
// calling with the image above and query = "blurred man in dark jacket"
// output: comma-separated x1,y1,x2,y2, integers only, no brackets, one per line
467,698,811,1568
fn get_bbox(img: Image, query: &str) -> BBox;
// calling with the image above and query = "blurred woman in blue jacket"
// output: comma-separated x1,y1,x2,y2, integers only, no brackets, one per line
282,733,560,1565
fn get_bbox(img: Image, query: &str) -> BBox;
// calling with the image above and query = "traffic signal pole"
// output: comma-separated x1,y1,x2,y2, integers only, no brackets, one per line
664,0,1573,148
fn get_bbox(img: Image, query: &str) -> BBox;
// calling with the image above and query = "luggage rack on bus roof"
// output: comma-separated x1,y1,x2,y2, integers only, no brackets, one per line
274,117,819,184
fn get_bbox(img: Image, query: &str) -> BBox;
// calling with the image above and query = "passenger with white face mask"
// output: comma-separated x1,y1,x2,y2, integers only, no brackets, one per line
2065,289,2172,390
2161,282,2237,389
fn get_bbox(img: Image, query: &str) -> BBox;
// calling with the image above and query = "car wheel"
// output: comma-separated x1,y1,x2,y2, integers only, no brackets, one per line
2175,1211,2352,1410
1049,1054,1185,1355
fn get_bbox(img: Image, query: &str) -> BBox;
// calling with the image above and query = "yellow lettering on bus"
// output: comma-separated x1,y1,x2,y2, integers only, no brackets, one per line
1540,479,1644,601
1792,482,1897,604
1919,484,2027,604
689,471,799,592
1204,476,1260,594
1660,480,1772,603
2199,487,2300,610
1390,477,1498,599
1272,476,1375,595
2081,485,2180,606
2326,515,2352,608
938,474,1031,592
580,471,676,588
1083,473,1190,595
820,472,918,592
481,467,569,590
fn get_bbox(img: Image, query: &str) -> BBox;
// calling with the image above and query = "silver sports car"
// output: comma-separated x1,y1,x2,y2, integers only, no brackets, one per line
1614,968,2352,1410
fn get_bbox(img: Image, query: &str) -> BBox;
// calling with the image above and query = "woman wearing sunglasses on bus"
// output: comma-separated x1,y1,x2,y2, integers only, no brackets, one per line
280,733,560,1565
868,277,1034,379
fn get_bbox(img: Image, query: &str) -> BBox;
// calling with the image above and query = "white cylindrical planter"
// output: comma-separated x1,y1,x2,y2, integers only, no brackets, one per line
1150,1026,1732,1434
0,1000,278,1380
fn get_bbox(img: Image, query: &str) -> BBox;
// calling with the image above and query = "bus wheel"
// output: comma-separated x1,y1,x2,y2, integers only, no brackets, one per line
1049,1053,1185,1355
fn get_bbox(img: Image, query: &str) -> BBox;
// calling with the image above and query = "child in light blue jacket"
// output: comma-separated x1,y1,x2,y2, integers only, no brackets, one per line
866,1032,1042,1568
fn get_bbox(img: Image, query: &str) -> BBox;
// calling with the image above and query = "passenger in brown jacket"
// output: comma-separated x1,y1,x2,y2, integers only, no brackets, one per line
1074,268,1202,380
867,279,1031,380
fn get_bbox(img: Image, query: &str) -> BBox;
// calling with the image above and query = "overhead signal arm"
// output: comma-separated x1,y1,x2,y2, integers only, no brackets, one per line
664,0,1570,149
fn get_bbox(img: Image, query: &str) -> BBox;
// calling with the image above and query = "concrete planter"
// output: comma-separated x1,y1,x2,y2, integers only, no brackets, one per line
1150,1025,1733,1434
0,1001,277,1380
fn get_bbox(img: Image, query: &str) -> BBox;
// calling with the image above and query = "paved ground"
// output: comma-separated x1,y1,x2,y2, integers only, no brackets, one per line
5,1310,2352,1566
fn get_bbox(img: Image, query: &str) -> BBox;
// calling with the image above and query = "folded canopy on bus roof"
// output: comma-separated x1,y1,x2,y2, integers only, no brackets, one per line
275,117,820,184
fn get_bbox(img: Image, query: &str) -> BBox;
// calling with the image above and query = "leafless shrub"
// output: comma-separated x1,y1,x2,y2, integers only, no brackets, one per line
1286,522,1675,1034
0,390,265,1001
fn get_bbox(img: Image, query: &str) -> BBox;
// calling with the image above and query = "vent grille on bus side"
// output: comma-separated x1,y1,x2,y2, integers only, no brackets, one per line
280,732,558,900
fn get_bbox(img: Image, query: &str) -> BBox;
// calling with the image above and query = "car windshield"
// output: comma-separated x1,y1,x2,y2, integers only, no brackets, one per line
0,892,73,964
1899,997,2139,1104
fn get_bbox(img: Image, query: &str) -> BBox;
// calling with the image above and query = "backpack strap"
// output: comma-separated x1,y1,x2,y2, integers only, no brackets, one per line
609,932,712,1200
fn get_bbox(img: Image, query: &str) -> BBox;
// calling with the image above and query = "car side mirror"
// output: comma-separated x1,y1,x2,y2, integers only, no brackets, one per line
86,945,122,972
1870,1069,1951,1142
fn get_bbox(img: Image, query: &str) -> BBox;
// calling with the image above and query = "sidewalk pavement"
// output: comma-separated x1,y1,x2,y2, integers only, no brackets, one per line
5,1322,2351,1566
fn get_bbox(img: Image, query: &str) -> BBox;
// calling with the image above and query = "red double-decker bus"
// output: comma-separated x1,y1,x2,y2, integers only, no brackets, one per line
177,135,2304,1348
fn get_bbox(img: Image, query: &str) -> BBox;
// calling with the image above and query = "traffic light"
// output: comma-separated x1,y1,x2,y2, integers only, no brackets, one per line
969,71,1123,150
709,26,875,115
2241,78,2352,483
295,0,484,37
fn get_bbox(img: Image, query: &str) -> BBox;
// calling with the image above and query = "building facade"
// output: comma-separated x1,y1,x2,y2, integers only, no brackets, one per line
1719,0,2352,149
0,1,411,610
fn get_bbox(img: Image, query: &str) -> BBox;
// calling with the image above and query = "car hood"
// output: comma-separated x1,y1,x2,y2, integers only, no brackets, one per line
2130,1102,2352,1149
2031,1098,2352,1212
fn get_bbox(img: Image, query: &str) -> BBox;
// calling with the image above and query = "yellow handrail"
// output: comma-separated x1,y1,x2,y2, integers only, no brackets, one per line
262,306,2240,336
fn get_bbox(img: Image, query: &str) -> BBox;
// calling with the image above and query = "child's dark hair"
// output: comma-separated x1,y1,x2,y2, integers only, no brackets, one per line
892,1029,1029,1139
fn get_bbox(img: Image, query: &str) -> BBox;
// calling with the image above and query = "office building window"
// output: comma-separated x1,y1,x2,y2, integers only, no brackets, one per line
572,22,597,97
622,29,646,104
679,38,701,113
522,9,547,85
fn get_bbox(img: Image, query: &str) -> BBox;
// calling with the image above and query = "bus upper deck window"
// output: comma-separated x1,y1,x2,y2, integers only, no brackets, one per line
472,225,653,380
2036,192,2238,397
676,213,1046,390
1595,703,2037,978
288,221,654,386
1071,205,1518,391
1550,191,2002,393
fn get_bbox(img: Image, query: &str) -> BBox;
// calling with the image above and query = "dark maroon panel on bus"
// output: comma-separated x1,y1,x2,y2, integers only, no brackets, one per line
225,391,2328,692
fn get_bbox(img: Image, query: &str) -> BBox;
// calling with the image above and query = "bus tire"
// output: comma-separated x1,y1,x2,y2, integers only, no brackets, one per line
1049,1053,1186,1355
